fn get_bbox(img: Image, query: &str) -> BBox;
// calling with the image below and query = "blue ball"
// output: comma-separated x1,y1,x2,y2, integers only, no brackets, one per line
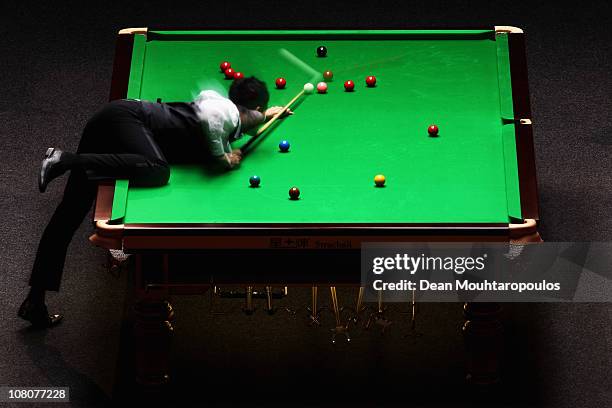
249,175,261,187
279,140,290,152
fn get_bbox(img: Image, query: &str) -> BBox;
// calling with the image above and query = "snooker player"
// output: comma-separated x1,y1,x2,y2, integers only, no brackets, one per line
19,76,292,328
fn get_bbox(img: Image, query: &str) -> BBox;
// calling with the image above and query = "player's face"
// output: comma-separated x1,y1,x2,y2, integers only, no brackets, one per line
257,96,269,113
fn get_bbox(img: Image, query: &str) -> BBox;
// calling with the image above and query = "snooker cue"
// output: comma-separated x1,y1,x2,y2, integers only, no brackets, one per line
241,89,305,155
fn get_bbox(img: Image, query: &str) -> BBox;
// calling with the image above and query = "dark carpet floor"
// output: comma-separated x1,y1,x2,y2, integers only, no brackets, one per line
1,1,611,407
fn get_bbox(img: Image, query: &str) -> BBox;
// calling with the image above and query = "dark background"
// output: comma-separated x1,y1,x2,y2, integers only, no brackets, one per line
1,1,611,407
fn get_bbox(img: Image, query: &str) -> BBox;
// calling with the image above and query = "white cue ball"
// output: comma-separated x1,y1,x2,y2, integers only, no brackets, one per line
303,83,315,94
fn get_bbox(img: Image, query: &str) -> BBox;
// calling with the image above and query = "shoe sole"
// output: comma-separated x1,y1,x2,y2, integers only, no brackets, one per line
39,148,56,193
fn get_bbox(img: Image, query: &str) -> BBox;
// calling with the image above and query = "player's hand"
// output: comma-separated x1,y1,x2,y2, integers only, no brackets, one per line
228,152,242,167
265,106,293,119
232,149,243,158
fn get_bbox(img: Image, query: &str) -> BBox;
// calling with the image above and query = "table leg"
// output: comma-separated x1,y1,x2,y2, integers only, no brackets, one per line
132,254,175,387
243,286,255,315
462,302,503,385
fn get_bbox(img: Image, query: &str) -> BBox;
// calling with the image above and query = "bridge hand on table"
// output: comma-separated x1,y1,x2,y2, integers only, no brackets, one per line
264,106,293,120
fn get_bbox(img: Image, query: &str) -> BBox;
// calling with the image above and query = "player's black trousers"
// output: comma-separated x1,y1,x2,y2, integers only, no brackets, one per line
30,99,206,291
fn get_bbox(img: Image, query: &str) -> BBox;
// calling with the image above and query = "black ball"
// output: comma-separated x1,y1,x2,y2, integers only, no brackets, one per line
317,46,327,57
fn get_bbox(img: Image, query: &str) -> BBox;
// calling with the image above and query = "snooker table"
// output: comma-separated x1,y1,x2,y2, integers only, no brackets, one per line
91,27,541,388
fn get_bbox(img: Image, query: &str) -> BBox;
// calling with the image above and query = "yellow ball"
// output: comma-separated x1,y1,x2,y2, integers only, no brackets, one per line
374,174,386,187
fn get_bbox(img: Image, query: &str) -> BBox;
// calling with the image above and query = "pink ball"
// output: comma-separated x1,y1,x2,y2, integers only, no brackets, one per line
316,82,328,94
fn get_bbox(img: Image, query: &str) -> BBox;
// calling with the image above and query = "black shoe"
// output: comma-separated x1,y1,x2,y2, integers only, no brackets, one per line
18,298,64,328
39,148,66,193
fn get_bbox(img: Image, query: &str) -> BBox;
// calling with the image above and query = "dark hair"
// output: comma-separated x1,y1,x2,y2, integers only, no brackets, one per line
228,76,269,111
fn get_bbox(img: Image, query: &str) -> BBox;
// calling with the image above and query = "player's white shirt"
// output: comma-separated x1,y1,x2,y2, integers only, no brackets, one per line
193,90,241,157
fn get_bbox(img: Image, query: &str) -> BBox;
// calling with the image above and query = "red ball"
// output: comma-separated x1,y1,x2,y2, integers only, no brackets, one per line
316,82,328,94
275,77,287,89
344,80,355,92
428,124,439,136
366,76,377,87
233,71,244,80
220,61,231,72
289,187,300,200
224,68,235,79
323,70,333,81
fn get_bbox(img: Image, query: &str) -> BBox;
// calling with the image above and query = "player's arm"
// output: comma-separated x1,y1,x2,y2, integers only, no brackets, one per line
200,106,245,170
214,138,242,170
241,106,293,137
241,109,265,137
205,121,242,170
